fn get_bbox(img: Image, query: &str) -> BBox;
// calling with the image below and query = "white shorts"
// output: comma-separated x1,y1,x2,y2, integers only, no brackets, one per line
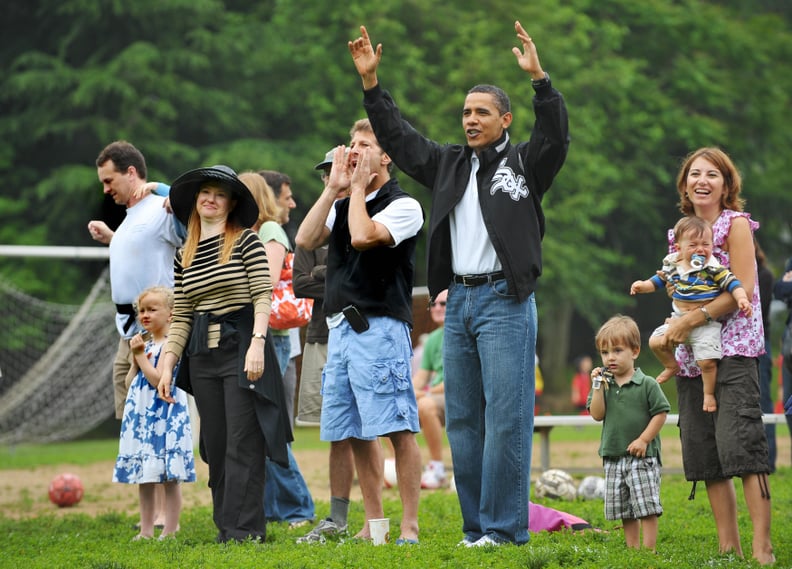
651,306,722,361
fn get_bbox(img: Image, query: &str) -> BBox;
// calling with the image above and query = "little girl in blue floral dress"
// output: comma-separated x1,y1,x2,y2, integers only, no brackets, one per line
113,286,195,540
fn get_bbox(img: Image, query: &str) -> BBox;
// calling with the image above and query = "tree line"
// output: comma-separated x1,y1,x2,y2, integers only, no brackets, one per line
2,0,791,390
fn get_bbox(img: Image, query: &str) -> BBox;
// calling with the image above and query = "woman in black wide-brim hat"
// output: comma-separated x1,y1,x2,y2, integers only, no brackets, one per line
157,165,292,543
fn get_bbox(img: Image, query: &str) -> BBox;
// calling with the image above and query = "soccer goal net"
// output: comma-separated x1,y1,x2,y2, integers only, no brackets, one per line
0,269,117,445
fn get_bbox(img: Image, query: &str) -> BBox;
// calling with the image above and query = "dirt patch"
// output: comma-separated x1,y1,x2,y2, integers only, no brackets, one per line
0,449,331,520
1,448,354,520
2,432,787,520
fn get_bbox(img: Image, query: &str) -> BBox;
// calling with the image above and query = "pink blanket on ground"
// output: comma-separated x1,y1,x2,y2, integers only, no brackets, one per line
528,501,592,533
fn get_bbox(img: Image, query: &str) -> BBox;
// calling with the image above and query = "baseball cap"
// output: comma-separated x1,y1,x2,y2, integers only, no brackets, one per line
314,148,335,170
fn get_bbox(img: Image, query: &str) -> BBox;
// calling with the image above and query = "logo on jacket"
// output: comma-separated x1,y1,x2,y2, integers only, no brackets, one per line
490,158,529,201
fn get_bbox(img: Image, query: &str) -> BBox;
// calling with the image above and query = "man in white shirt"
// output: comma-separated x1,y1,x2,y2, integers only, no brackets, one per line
88,141,182,419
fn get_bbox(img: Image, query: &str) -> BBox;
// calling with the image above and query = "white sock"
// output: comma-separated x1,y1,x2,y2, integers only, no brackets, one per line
430,460,445,474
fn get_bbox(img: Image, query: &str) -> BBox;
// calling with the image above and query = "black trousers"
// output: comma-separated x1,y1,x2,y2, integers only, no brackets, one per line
190,344,267,542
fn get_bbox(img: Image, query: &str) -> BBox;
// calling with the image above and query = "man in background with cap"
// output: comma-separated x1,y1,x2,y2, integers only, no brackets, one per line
296,120,424,544
294,150,334,429
294,148,357,543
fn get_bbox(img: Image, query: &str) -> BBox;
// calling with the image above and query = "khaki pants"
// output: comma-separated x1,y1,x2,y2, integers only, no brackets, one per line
295,342,327,426
112,337,137,419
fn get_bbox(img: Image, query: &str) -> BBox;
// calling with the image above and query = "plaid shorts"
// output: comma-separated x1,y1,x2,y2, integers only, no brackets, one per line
603,456,663,520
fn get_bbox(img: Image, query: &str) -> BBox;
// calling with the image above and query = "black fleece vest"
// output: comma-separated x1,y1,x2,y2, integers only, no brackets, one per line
325,179,419,326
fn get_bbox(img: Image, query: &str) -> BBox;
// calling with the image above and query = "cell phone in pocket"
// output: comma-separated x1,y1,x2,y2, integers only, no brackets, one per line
342,305,369,333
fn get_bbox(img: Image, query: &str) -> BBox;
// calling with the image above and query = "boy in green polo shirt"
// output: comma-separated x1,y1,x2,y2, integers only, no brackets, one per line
588,315,670,551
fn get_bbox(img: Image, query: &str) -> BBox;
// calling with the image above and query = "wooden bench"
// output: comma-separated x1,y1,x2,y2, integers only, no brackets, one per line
533,413,789,472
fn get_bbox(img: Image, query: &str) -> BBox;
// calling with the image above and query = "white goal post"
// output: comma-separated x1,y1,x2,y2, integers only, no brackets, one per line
0,245,109,260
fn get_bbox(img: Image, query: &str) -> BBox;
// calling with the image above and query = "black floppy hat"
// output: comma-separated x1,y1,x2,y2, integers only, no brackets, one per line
169,165,258,228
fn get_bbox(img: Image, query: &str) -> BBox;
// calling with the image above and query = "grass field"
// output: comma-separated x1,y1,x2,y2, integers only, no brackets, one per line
1,426,790,568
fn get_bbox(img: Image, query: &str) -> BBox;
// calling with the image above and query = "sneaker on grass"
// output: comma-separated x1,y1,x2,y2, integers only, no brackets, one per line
469,534,503,547
295,518,347,544
420,463,447,489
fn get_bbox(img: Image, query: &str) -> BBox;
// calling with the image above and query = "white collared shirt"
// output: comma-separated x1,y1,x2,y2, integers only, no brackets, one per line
449,154,501,275
325,188,423,247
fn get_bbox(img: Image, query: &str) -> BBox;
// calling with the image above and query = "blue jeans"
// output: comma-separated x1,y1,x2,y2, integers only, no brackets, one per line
758,338,776,471
264,447,315,522
264,332,315,523
271,334,292,377
783,326,792,463
272,333,298,426
443,279,536,545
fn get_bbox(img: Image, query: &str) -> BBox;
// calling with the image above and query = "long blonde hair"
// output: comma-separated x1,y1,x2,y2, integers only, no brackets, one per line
179,183,244,268
238,172,284,230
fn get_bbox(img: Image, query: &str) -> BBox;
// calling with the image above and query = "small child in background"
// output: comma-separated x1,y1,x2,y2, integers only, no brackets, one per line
534,354,545,413
113,286,195,540
570,355,593,414
630,216,752,411
588,315,670,551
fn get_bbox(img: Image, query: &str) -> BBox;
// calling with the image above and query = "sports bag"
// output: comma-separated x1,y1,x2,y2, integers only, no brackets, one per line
269,252,313,330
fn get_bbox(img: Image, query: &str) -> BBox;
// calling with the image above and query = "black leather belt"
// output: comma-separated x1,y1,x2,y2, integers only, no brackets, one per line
452,270,505,287
115,303,136,333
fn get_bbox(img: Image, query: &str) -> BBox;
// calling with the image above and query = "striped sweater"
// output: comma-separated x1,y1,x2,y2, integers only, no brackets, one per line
166,229,272,359
650,252,742,303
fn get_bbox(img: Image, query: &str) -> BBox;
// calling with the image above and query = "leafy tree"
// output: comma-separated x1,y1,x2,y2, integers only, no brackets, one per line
1,0,790,395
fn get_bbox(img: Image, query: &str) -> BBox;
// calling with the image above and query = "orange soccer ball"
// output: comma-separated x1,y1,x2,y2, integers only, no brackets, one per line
48,473,84,508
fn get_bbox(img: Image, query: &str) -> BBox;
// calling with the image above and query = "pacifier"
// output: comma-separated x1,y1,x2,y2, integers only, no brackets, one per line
690,254,706,270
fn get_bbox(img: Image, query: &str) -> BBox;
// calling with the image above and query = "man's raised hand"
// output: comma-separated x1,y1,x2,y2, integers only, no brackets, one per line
512,20,545,79
348,25,382,90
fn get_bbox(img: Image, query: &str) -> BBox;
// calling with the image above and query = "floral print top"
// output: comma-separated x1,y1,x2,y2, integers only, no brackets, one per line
668,209,765,377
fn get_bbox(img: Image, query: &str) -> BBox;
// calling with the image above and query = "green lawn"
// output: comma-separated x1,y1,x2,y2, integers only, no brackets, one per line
1,435,789,568
1,472,789,568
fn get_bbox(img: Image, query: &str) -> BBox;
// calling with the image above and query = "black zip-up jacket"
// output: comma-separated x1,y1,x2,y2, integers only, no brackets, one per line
363,80,569,302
